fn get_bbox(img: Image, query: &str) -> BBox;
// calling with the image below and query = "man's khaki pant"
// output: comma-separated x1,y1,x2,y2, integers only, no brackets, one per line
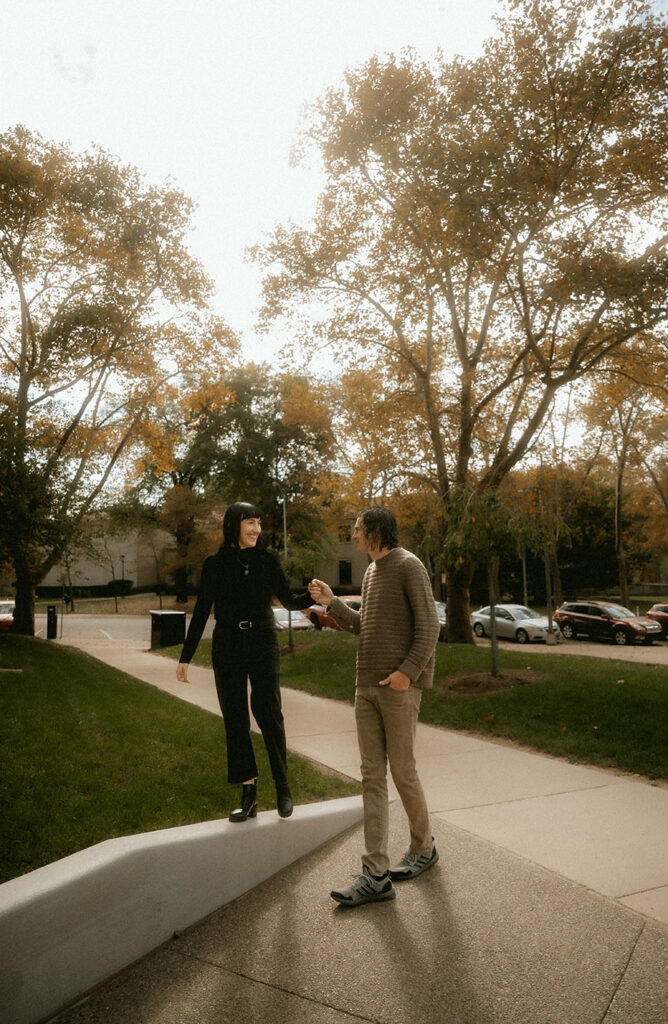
354,685,432,877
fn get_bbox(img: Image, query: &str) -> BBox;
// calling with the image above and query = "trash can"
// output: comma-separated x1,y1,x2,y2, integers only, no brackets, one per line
150,610,186,649
47,604,58,640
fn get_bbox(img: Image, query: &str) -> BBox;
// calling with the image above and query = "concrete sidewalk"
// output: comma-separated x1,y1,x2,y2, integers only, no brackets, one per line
51,641,668,1023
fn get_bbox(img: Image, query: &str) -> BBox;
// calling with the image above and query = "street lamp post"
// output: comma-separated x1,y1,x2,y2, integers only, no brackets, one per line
279,497,294,651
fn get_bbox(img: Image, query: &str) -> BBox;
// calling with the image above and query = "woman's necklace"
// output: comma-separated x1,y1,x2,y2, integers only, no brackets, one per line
237,551,250,576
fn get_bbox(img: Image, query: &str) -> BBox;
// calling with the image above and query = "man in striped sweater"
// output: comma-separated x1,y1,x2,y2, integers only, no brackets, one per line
309,507,441,907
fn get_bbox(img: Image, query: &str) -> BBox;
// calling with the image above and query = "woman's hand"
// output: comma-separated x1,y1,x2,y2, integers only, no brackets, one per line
309,578,334,605
176,662,190,685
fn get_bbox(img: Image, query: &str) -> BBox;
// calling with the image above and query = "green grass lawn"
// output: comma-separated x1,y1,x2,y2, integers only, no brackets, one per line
422,643,668,780
164,630,668,780
4,627,665,885
0,635,360,884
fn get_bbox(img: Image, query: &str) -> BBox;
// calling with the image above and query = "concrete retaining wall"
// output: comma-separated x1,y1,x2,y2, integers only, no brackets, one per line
0,797,363,1024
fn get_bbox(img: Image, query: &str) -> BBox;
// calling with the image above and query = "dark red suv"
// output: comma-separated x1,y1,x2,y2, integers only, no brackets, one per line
646,603,668,638
554,601,663,645
307,597,361,630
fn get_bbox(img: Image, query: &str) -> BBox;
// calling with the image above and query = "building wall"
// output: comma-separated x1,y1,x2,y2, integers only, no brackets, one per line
40,530,175,595
38,528,368,597
316,539,369,594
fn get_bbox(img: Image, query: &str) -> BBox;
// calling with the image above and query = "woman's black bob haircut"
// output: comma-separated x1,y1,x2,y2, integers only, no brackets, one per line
358,506,399,551
222,502,262,548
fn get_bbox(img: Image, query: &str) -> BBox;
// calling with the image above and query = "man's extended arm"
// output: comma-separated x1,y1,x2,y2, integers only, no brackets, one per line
326,596,361,635
309,578,362,636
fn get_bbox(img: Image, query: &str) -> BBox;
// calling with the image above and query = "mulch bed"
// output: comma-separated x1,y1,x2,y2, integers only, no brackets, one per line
438,668,546,694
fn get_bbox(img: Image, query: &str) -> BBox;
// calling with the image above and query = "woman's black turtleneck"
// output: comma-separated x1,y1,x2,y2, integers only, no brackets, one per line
179,544,312,664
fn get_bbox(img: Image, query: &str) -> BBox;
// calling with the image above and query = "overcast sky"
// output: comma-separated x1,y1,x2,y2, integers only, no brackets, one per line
2,0,500,362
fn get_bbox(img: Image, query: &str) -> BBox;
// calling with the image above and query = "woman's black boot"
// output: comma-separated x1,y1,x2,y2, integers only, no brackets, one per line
276,782,293,819
229,780,257,822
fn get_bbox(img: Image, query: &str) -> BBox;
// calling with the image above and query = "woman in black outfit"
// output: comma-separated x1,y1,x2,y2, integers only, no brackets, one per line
176,502,312,822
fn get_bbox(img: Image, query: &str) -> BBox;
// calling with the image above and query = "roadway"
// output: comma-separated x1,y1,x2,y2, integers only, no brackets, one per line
35,612,213,649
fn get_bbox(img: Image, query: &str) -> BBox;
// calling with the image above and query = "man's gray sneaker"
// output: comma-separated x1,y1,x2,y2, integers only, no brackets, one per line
330,865,396,906
389,839,439,881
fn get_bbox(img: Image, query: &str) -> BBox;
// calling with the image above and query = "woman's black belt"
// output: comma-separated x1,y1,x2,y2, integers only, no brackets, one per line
217,617,274,630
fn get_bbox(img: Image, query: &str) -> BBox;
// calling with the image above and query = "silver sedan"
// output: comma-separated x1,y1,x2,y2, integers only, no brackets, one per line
272,608,313,631
471,604,560,644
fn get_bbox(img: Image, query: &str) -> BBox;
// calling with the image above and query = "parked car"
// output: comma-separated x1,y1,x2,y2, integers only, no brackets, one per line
554,601,662,645
471,604,560,644
646,603,668,638
434,600,447,642
272,608,313,631
0,600,15,631
307,597,362,630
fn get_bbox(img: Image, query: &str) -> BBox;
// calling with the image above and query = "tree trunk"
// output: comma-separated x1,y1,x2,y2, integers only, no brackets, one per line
521,548,528,608
615,464,629,607
618,544,629,608
543,543,557,645
446,560,474,644
487,554,500,677
173,514,195,604
550,547,563,608
174,565,189,605
12,567,36,636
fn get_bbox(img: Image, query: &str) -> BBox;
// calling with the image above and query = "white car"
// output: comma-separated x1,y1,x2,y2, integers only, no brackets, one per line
434,601,447,642
272,608,313,631
0,600,15,632
471,604,560,644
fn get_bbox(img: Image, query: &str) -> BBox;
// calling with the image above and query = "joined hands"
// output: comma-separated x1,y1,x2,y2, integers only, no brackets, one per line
309,578,334,605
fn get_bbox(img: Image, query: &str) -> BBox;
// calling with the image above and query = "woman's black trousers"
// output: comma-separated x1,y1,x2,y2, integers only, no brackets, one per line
211,625,288,785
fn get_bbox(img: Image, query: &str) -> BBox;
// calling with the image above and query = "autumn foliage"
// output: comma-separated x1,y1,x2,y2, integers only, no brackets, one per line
254,0,668,639
0,126,237,632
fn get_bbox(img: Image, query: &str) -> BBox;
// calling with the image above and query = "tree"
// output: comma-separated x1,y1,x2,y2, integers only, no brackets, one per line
579,339,667,602
320,365,452,594
502,465,568,635
253,0,668,640
126,379,236,602
203,364,335,566
502,463,653,600
442,489,518,672
126,363,336,593
0,126,237,633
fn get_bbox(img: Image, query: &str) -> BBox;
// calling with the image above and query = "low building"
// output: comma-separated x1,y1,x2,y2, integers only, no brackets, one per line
38,527,369,599
314,533,369,595
38,529,175,598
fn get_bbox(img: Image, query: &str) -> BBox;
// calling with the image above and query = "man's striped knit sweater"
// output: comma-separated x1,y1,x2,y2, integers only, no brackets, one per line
328,546,440,688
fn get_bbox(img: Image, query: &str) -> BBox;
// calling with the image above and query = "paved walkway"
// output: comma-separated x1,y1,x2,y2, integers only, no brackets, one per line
52,639,668,1024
